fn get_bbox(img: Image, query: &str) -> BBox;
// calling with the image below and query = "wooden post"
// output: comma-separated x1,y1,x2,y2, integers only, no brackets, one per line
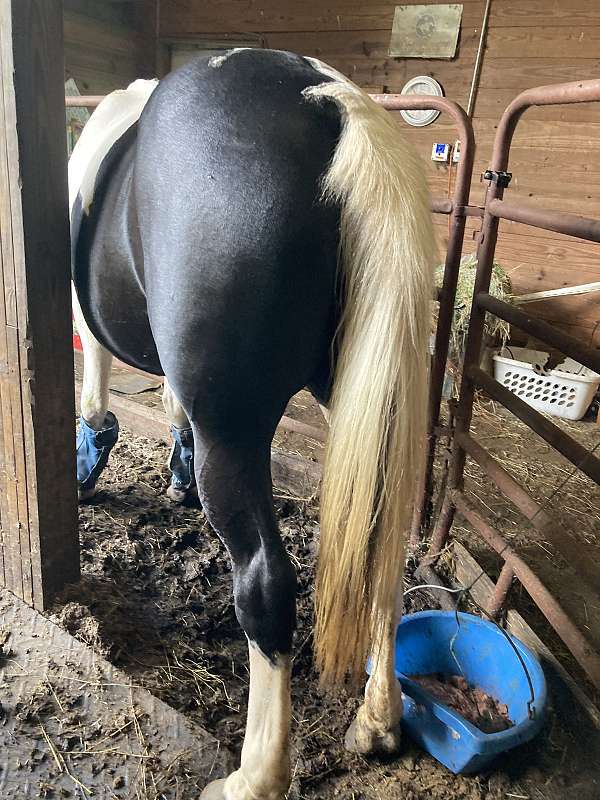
0,0,79,609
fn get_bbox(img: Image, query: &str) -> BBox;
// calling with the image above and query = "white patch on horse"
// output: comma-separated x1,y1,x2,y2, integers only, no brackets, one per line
68,78,158,216
201,641,291,799
208,48,253,68
71,284,113,432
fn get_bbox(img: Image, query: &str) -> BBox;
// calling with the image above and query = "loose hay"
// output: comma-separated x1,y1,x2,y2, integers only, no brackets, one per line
435,253,512,360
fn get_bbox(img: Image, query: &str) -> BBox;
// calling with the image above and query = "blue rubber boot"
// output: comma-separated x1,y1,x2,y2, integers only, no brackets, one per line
167,425,196,503
76,412,119,500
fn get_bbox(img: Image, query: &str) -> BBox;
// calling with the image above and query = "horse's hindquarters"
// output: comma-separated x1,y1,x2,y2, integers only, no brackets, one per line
133,51,343,432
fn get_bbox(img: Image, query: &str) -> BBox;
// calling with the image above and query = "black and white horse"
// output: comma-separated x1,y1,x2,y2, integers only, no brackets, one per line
70,49,434,800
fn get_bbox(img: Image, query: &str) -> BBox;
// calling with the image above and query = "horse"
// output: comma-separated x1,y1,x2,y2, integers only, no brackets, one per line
70,48,435,800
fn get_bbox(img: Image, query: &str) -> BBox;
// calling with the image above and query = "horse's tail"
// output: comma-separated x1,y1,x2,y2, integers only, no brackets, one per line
304,79,436,687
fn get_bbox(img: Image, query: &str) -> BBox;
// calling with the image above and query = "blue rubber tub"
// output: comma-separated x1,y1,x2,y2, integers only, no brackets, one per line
368,610,547,774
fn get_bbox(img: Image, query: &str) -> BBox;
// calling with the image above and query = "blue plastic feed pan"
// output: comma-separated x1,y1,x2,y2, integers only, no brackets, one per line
369,610,547,774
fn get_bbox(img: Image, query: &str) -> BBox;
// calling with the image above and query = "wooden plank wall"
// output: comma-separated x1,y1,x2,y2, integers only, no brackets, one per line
63,0,157,94
160,1,600,345
0,0,79,609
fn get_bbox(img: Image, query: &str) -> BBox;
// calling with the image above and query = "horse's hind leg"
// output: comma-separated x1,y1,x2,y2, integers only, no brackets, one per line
344,600,403,755
162,378,196,503
192,431,295,800
72,285,119,500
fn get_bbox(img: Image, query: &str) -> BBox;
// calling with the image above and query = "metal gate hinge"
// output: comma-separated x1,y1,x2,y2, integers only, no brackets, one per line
483,169,512,188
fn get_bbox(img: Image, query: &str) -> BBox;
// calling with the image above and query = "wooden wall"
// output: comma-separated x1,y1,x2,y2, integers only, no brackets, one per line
63,0,156,94
160,1,600,346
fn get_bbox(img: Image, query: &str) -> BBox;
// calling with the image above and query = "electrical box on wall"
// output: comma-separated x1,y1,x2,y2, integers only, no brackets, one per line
431,142,450,162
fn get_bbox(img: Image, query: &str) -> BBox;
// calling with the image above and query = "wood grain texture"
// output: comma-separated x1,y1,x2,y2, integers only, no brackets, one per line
160,1,600,35
0,0,79,609
64,0,156,93
158,0,600,343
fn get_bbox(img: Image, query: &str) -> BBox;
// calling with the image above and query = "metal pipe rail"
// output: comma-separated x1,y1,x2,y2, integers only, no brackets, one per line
469,365,600,504
491,79,600,173
476,292,600,375
65,96,104,108
430,79,600,691
452,490,600,690
373,94,476,543
455,430,600,590
489,198,600,243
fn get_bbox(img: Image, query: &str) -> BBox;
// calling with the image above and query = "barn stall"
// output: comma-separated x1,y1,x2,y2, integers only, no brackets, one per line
1,1,600,798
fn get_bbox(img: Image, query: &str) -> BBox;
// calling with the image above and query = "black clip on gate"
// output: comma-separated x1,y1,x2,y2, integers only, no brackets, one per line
483,169,513,188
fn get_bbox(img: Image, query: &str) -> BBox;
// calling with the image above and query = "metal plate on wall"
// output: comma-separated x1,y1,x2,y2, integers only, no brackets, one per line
390,4,463,59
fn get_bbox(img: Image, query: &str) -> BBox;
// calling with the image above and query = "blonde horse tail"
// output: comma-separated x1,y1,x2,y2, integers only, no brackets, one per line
303,78,436,686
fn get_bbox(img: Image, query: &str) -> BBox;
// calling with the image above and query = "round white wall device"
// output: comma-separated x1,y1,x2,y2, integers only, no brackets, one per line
399,76,444,127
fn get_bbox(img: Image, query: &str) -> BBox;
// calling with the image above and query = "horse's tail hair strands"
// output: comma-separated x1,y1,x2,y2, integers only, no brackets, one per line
303,76,436,687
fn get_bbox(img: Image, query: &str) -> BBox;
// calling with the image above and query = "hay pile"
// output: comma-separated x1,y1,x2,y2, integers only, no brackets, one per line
436,254,512,360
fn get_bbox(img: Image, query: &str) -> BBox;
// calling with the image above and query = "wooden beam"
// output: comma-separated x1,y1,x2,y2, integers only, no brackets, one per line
0,1,79,609
75,382,322,498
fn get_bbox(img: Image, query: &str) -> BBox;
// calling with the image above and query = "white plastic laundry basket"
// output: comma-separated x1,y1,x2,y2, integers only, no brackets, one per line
493,347,600,422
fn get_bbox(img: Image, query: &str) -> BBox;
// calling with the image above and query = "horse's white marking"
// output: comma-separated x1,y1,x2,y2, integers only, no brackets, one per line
72,284,113,430
208,48,253,68
162,378,190,429
207,641,291,799
68,78,158,216
347,609,403,752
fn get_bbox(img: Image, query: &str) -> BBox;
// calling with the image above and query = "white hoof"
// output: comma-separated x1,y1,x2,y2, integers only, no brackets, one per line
167,484,199,505
345,706,403,756
200,771,287,800
167,484,188,503
200,778,227,800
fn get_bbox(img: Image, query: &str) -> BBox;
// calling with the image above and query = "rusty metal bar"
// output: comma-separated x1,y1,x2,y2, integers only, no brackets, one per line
489,198,600,243
469,365,600,484
372,94,476,544
452,490,600,690
462,205,484,218
429,79,600,689
456,430,600,590
491,79,600,172
476,292,600,374
486,561,514,619
65,95,104,108
428,493,457,560
457,430,549,522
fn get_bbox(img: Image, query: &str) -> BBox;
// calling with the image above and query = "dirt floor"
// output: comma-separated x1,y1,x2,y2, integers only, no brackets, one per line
40,382,600,799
